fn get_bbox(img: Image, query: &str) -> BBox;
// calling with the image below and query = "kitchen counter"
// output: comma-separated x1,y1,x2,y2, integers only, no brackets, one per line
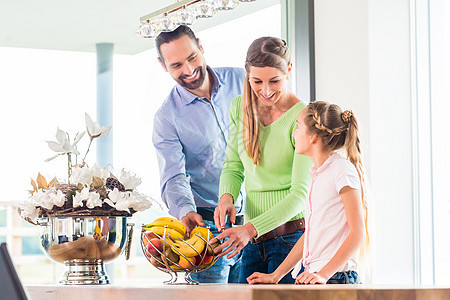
26,284,450,300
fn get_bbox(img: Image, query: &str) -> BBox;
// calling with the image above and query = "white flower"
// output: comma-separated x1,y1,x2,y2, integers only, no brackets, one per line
70,165,93,186
51,190,66,207
73,187,90,208
85,192,102,209
104,198,115,207
91,164,109,179
127,191,153,211
31,189,54,210
104,188,130,212
107,188,122,204
45,128,85,161
85,113,111,139
115,197,130,213
119,169,142,190
18,201,39,222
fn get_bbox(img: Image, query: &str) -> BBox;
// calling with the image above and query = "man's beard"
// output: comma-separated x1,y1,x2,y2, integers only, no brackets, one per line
176,66,206,90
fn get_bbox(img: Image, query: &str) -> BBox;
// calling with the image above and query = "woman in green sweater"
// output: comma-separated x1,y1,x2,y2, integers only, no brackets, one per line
209,37,312,284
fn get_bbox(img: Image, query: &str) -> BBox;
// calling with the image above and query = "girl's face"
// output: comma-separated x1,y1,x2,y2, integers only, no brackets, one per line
293,110,311,155
248,66,289,107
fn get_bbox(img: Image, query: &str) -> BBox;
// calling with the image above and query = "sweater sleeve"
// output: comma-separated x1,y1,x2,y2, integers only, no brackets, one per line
218,96,245,203
248,111,312,238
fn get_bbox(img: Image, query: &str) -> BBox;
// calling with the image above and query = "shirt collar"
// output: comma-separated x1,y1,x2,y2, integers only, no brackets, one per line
175,66,224,105
309,151,342,176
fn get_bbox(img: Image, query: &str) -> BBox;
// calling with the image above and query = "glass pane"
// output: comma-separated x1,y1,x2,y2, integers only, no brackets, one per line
0,209,6,227
18,262,64,285
0,236,6,243
21,218,36,228
21,236,43,255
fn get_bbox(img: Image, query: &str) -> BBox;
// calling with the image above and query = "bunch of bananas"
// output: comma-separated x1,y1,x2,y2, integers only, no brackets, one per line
142,217,220,271
142,216,186,240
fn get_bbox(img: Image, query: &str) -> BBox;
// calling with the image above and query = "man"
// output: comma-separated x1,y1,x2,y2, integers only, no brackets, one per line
152,25,245,283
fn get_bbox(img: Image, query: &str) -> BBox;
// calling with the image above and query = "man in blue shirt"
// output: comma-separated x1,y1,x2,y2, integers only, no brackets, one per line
152,25,245,283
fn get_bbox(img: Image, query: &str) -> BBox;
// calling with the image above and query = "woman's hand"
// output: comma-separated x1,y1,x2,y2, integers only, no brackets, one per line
295,271,327,285
247,272,280,284
209,222,257,259
214,193,236,231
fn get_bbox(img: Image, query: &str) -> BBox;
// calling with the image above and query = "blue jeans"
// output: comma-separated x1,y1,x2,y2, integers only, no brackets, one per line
327,270,360,284
298,265,361,284
238,230,304,284
190,220,242,283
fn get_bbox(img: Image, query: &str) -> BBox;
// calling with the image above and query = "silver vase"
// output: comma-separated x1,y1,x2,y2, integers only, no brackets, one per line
37,216,134,285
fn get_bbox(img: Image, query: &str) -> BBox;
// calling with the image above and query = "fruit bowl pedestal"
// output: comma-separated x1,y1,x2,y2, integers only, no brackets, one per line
140,226,219,285
38,216,134,285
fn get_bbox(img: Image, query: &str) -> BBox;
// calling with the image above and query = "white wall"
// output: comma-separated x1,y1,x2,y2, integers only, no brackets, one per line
314,0,415,284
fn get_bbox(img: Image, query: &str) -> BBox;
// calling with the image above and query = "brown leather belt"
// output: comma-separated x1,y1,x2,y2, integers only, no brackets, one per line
252,218,305,244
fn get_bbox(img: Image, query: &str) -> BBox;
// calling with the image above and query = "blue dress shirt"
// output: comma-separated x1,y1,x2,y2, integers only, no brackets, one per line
153,67,246,219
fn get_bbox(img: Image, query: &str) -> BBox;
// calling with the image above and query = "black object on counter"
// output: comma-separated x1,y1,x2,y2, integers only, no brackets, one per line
0,243,29,300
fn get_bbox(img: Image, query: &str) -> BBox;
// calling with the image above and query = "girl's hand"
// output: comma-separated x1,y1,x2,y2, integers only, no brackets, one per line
214,194,236,231
247,272,280,284
295,271,327,285
208,222,257,259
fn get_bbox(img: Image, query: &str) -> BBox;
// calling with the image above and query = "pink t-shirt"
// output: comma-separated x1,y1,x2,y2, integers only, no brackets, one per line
291,152,361,278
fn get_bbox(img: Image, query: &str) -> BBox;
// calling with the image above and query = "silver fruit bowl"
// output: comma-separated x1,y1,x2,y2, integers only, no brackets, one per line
140,226,219,285
38,216,134,285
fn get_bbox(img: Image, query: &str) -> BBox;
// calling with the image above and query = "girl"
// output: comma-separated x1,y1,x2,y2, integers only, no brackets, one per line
247,101,369,284
208,37,312,284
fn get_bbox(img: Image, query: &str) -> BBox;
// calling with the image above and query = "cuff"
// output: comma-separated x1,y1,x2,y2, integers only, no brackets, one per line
219,183,241,204
176,205,197,220
248,213,279,238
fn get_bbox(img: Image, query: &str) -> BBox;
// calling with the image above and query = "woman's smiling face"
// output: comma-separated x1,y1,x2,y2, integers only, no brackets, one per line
248,66,289,107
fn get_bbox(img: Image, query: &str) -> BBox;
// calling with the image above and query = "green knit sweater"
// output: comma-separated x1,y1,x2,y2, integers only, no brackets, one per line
219,96,312,238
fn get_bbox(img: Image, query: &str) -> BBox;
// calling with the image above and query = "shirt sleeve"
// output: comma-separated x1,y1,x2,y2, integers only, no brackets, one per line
152,111,196,220
335,161,361,193
218,96,245,203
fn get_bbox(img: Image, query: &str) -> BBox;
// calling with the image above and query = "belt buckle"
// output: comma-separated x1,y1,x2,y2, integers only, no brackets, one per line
224,214,244,227
251,237,260,244
233,215,244,227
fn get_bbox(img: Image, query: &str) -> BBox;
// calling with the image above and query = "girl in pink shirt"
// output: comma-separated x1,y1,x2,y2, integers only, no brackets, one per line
247,101,369,284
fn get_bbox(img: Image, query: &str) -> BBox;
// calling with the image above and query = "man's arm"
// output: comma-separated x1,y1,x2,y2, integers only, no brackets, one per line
152,111,204,232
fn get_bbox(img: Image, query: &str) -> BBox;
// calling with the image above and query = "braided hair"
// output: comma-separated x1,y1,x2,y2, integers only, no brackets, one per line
304,101,369,254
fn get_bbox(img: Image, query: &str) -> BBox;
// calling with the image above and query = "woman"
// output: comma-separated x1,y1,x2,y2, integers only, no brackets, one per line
209,37,312,284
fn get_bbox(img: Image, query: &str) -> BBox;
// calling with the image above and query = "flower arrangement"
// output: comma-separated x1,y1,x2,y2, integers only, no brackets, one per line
18,113,152,224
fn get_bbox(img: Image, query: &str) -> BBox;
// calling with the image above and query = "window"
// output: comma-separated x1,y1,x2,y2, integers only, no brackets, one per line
428,0,450,285
0,48,96,284
0,3,281,284
411,0,449,284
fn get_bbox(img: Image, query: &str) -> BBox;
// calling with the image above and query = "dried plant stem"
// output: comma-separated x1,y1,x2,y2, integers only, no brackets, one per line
83,138,94,163
67,153,72,184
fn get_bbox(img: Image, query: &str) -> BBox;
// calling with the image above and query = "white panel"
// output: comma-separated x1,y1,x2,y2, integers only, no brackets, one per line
368,0,415,284
429,0,450,285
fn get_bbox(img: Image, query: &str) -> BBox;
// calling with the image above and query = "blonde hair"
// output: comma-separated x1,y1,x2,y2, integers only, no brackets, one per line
242,37,291,165
303,101,370,254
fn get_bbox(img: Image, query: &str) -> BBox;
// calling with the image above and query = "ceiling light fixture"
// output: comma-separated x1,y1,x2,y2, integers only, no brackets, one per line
137,0,256,38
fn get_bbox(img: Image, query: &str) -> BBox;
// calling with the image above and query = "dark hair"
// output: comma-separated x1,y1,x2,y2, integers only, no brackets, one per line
155,25,200,63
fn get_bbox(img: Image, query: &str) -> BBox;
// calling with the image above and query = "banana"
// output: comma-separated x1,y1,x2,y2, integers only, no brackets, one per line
190,226,214,241
147,226,184,240
143,217,186,236
170,235,206,258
